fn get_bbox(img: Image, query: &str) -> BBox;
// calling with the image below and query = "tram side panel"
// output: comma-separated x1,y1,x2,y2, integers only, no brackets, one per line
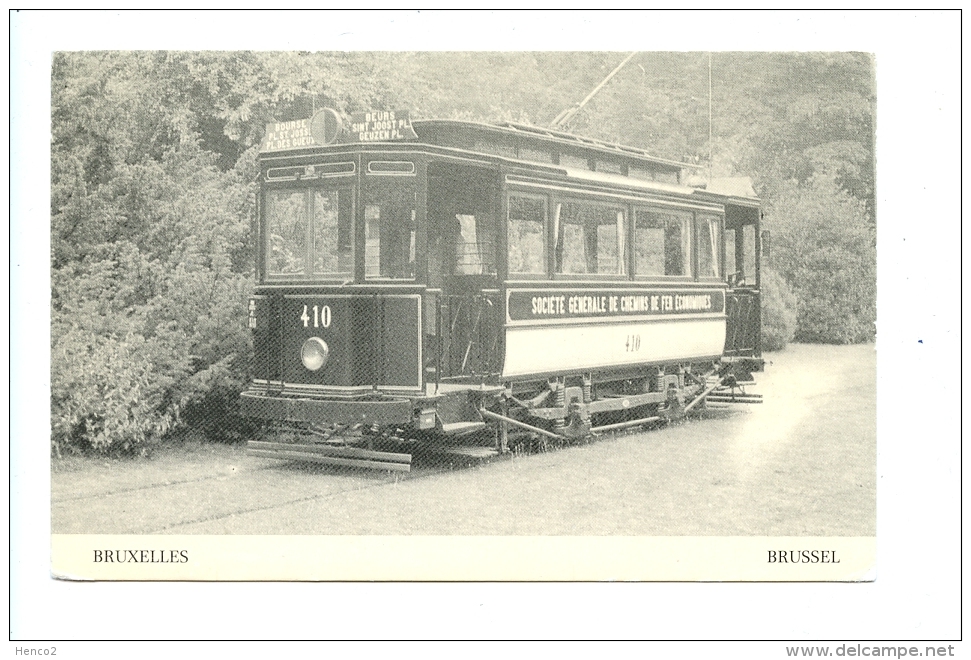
502,287,727,380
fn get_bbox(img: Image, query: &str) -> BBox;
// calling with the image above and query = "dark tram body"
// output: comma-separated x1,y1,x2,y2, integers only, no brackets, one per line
241,111,764,470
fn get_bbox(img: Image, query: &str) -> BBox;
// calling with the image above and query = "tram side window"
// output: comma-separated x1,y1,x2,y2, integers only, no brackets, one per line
633,209,664,276
507,195,546,275
454,212,496,275
554,201,626,276
634,209,692,277
364,180,417,280
697,214,722,279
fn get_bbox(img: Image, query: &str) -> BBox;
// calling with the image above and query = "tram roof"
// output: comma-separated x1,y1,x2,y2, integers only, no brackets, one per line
528,163,762,209
408,120,759,206
258,114,760,207
411,119,698,174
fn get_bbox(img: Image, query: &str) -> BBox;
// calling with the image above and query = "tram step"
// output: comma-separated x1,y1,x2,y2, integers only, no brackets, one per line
441,421,489,436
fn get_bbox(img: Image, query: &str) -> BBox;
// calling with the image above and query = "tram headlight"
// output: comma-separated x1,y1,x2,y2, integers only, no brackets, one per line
300,337,330,371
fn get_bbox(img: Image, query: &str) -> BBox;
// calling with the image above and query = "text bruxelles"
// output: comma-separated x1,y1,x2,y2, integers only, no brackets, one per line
94,549,188,563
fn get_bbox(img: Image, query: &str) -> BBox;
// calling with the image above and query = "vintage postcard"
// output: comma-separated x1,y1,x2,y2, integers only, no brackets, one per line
47,46,877,583
13,8,960,643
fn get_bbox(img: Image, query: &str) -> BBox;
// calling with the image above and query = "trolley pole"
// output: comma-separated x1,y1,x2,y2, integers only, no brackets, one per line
551,52,638,130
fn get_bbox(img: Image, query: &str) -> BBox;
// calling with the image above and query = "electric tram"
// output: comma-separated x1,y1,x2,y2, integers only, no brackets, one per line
241,109,764,471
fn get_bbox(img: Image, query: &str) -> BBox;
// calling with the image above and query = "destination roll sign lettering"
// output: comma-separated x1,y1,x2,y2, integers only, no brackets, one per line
507,289,725,322
260,109,343,152
259,109,418,151
349,110,418,142
260,118,315,152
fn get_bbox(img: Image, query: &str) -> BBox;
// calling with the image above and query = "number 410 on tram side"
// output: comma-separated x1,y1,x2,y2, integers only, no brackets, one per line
241,109,765,471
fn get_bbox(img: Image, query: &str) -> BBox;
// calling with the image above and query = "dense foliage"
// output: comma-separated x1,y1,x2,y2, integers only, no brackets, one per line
760,267,799,351
764,178,876,344
51,51,875,452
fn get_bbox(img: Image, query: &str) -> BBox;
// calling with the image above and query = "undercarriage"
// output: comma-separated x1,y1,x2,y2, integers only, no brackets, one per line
243,358,762,471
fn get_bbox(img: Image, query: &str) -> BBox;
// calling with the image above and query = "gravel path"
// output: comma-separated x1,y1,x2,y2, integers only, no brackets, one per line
52,343,875,536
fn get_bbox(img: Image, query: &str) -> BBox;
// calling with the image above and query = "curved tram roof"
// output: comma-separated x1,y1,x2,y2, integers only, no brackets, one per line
260,117,761,208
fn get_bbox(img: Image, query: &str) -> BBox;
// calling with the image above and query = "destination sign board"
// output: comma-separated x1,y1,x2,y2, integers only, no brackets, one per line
260,109,343,152
507,288,726,323
348,110,418,142
259,108,418,152
261,118,316,152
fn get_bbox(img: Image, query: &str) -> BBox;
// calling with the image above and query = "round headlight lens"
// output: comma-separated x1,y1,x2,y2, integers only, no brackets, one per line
300,337,330,371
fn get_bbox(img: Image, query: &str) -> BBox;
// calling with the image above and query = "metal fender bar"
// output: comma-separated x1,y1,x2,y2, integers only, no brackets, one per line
248,440,412,472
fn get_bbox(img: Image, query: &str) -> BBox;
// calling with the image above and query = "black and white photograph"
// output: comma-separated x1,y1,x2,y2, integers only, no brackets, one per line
12,8,960,646
48,47,875,560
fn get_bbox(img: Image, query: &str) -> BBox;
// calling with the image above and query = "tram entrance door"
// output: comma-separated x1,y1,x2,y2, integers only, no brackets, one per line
426,163,502,382
724,204,762,359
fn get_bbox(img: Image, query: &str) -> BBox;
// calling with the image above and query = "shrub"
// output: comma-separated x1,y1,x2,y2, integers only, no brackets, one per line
51,329,184,455
50,145,255,454
764,178,876,344
760,266,798,351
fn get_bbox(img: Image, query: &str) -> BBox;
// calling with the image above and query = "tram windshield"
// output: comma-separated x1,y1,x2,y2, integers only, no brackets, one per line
725,204,760,288
363,177,417,280
262,173,418,282
265,186,353,280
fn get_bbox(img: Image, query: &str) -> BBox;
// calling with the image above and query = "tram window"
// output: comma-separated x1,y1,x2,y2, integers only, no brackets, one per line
364,180,417,280
266,187,353,279
742,224,757,285
634,209,691,277
559,154,590,170
267,190,307,275
724,227,737,280
507,195,546,275
554,201,627,276
628,166,655,182
596,212,626,275
364,205,381,277
633,210,665,277
519,147,552,164
594,160,623,175
697,214,722,279
454,213,496,275
312,190,352,275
